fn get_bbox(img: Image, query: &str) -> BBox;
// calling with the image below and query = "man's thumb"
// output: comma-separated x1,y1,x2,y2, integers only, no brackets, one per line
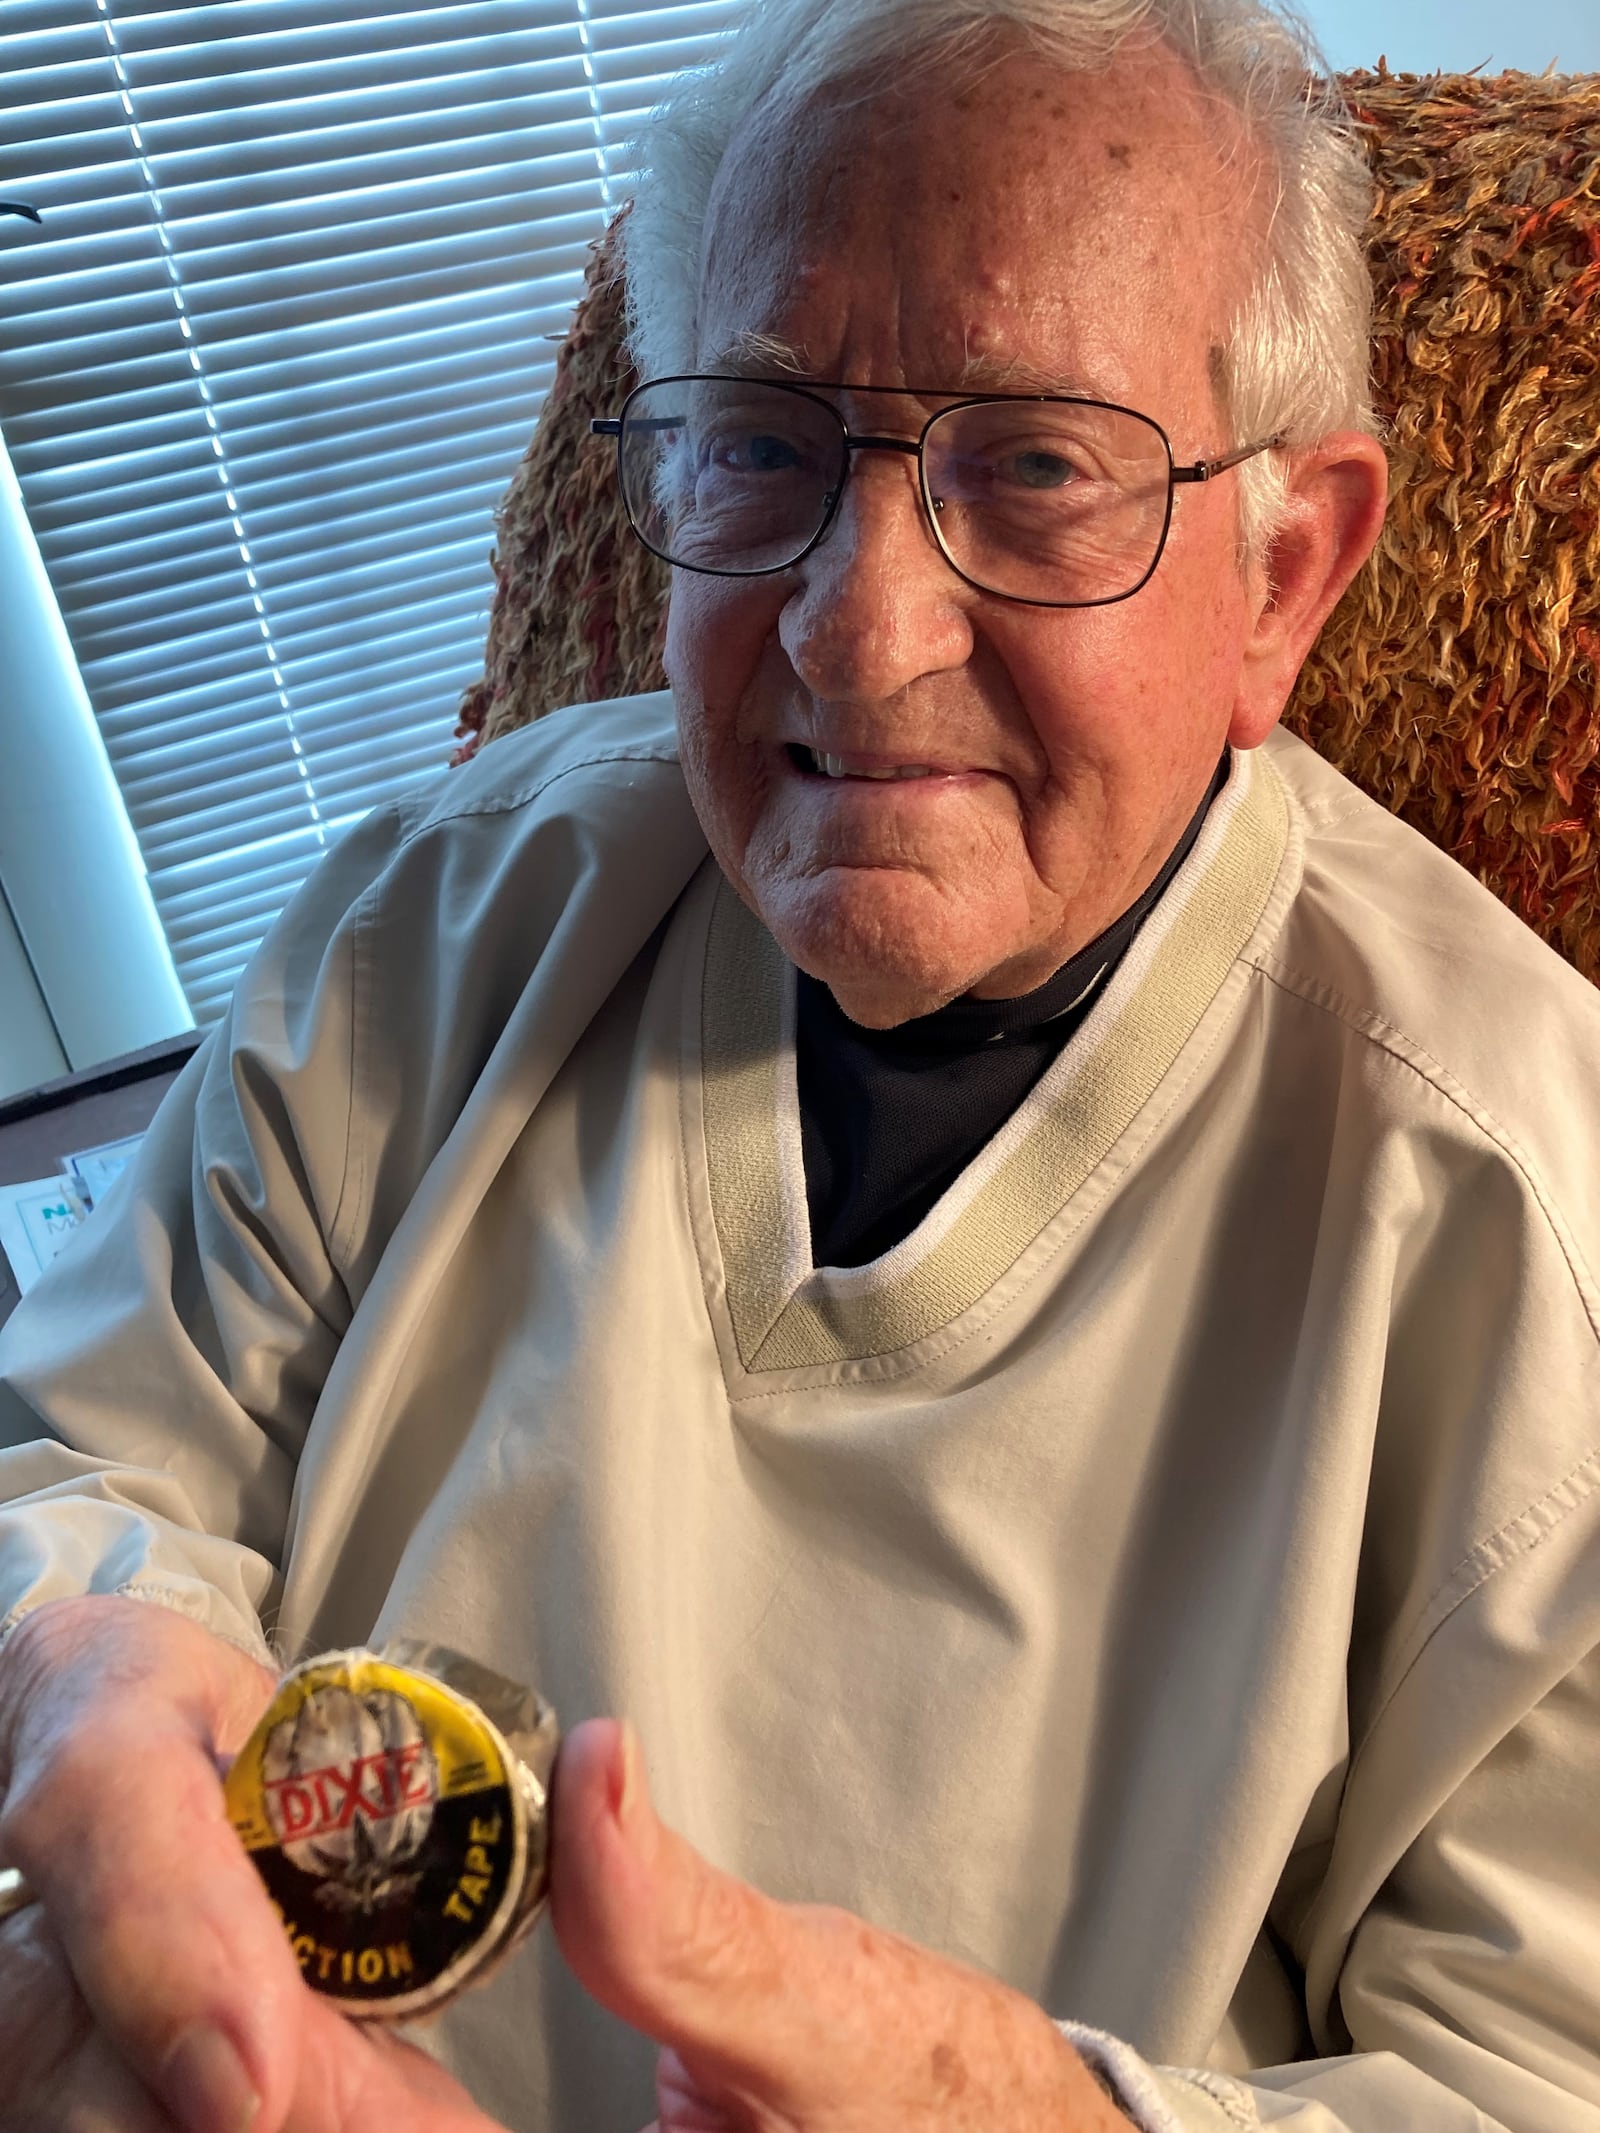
548,1718,808,2086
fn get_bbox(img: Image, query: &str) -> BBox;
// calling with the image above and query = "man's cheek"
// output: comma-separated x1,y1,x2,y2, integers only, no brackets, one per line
665,575,784,698
674,711,777,889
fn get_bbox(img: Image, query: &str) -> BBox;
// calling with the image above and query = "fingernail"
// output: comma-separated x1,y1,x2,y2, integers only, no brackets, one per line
161,2023,260,2133
611,1718,643,1829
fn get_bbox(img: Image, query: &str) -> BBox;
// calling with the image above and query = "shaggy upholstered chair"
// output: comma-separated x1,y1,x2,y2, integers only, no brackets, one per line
453,68,1600,985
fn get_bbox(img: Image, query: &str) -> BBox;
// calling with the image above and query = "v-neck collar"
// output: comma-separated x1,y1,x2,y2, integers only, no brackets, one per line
689,745,1291,1379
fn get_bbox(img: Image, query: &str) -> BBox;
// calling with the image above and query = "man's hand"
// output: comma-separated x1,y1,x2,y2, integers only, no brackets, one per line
0,1595,498,2133
551,1720,1134,2133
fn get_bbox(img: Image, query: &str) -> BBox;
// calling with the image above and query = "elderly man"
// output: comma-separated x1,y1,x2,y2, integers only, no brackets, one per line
2,0,1598,2128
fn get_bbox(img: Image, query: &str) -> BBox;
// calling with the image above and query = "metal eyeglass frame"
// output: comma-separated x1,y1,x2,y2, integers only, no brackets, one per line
592,374,1285,610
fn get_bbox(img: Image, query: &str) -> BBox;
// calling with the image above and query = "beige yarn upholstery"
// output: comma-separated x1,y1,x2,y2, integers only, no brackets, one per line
453,68,1600,982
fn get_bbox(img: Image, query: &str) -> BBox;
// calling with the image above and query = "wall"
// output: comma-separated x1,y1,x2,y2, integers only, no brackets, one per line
0,427,193,1100
0,887,66,1093
1304,0,1598,73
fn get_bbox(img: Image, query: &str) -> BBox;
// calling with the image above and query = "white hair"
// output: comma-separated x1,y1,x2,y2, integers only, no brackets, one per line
621,0,1378,557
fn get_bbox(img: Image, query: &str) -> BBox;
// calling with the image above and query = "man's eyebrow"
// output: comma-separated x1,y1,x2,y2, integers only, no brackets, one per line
701,331,811,375
697,335,1105,399
953,352,1103,397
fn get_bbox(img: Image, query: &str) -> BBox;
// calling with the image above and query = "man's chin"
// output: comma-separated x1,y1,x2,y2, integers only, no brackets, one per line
747,865,1008,1029
813,972,967,1031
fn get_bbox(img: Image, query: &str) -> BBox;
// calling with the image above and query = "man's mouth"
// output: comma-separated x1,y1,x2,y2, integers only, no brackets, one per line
787,745,940,782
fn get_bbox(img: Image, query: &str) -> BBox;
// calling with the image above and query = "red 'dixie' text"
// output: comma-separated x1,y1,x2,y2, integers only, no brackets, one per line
265,1742,435,1843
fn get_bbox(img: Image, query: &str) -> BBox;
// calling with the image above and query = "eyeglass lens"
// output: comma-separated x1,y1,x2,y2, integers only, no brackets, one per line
616,377,1176,605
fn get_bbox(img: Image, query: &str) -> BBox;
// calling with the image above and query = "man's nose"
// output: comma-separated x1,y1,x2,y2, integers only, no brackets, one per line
777,449,974,701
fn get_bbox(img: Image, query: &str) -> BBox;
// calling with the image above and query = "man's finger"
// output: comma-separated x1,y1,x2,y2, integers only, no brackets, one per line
1,1902,189,2133
549,1718,876,2106
0,1598,303,2133
285,1998,501,2132
550,1721,1125,2132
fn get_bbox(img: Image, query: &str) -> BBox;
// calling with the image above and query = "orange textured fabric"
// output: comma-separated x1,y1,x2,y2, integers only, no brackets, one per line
452,70,1600,982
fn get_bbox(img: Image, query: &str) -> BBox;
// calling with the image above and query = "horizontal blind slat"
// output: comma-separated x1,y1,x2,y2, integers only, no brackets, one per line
1,0,731,1026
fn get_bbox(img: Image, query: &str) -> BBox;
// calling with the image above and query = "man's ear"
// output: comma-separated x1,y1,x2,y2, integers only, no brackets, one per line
1228,432,1389,748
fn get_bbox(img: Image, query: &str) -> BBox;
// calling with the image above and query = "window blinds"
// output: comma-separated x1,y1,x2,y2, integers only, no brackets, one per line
0,0,739,1027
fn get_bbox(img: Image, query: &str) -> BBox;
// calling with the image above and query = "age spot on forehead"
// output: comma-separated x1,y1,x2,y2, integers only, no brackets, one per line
1107,141,1133,165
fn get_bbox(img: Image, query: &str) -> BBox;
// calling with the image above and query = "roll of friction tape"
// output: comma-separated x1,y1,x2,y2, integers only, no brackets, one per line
223,1643,560,2021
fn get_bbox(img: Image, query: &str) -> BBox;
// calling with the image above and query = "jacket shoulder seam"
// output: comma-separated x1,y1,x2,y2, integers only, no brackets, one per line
1244,959,1600,1750
1247,953,1600,1351
395,741,682,848
1347,1443,1600,1802
325,741,683,1262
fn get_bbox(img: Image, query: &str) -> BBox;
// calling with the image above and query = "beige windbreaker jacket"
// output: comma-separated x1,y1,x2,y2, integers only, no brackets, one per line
2,693,1598,2132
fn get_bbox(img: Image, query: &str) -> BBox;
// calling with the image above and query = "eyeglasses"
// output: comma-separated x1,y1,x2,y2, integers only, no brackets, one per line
592,375,1283,609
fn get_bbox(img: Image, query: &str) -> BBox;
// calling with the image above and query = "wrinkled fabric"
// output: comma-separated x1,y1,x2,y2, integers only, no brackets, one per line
1,694,1597,2133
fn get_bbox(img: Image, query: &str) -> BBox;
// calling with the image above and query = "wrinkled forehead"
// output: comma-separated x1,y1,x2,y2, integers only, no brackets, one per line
695,39,1268,402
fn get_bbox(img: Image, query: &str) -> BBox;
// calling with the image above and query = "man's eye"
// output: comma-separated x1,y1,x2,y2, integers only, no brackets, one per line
998,447,1084,489
712,430,805,473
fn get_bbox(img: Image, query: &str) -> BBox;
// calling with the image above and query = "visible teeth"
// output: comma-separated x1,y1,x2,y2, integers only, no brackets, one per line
814,750,934,780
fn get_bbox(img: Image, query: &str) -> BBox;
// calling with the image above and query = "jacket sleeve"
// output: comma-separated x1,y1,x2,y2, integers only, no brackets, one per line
1062,1548,1600,2132
0,799,420,1658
